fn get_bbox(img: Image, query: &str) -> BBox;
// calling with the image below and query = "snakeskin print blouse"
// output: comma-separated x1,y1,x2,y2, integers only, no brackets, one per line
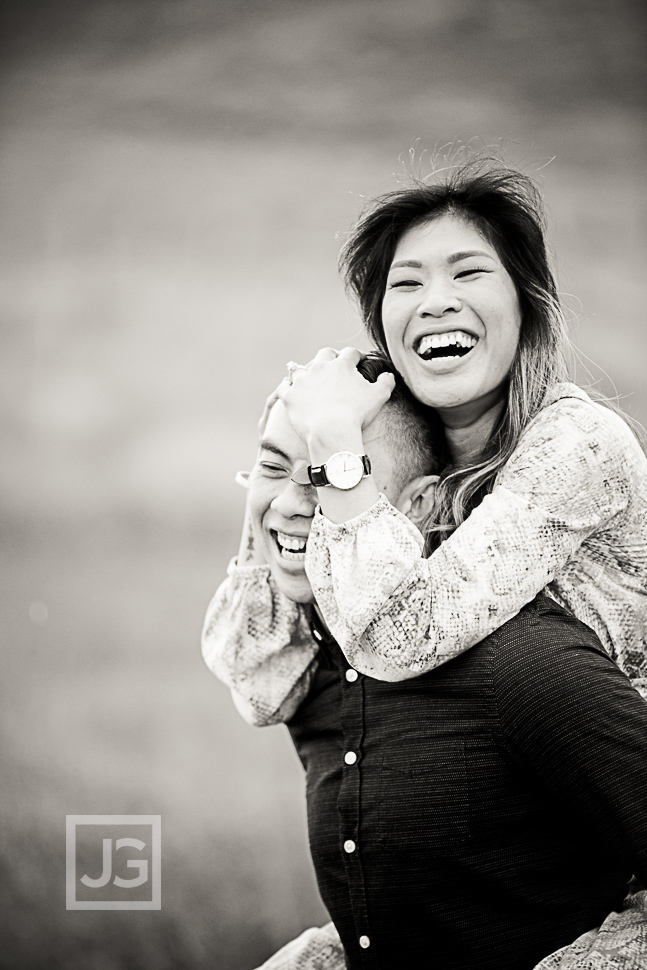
202,382,647,970
203,383,647,725
252,897,647,969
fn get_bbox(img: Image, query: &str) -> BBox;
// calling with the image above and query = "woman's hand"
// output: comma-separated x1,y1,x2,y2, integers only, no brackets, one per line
257,359,313,436
257,389,278,437
277,347,395,451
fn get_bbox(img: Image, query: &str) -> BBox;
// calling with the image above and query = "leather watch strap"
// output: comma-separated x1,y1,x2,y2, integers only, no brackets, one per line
308,455,371,488
308,464,330,487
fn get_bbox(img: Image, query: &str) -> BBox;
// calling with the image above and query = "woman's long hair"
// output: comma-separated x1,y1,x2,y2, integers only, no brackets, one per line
339,158,572,550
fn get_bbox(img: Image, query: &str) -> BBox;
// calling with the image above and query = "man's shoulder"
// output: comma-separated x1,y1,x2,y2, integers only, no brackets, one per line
488,593,632,714
485,595,647,793
495,593,608,655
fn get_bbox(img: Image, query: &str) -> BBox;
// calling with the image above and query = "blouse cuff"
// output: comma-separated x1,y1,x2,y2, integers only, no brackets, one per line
306,494,425,658
227,557,272,578
312,492,424,546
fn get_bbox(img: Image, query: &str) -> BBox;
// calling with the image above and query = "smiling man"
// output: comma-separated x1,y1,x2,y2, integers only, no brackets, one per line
245,361,435,604
204,355,438,727
202,357,647,970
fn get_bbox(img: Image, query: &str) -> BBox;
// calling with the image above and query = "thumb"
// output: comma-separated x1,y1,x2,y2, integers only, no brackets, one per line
376,370,396,399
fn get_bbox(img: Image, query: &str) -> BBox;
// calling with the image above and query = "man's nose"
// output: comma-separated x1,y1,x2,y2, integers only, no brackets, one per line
416,278,462,317
270,480,317,518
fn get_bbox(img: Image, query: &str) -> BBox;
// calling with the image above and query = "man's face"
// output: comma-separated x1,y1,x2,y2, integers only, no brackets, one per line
248,401,414,603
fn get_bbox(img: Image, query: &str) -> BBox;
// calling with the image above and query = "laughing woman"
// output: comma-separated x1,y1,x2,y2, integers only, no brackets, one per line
274,161,647,698
204,159,647,723
202,160,647,970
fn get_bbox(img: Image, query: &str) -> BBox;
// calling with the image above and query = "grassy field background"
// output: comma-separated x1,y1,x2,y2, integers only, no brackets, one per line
1,0,646,967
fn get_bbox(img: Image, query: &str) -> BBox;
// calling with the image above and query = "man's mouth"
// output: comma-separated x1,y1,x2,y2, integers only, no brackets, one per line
414,330,478,361
273,530,308,561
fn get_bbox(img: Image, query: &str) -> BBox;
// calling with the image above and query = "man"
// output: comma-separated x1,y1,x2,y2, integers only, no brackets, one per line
202,359,647,970
204,356,438,729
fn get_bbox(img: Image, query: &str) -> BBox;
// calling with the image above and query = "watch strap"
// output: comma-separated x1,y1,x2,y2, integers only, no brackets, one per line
307,464,330,487
308,454,371,488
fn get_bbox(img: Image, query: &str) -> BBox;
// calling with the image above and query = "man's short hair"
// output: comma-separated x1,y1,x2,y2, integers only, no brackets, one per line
357,354,437,494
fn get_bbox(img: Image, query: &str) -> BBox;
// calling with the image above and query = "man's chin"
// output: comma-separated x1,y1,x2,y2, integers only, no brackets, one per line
272,568,315,605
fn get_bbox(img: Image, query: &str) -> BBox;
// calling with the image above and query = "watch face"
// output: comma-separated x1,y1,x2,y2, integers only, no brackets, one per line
325,452,364,490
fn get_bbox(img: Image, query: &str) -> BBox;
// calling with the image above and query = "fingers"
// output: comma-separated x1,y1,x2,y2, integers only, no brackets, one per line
269,347,384,430
275,378,291,406
311,347,339,363
258,388,280,434
308,346,361,371
306,346,362,367
336,346,362,365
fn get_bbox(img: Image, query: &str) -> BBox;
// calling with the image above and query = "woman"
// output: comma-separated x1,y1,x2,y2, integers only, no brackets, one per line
203,159,647,970
275,159,647,697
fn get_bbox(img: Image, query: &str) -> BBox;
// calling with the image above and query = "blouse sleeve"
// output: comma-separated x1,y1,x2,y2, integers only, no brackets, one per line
255,922,345,970
532,894,647,970
305,396,634,681
201,559,319,726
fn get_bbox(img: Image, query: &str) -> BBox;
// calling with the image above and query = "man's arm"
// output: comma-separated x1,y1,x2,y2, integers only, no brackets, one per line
494,598,647,881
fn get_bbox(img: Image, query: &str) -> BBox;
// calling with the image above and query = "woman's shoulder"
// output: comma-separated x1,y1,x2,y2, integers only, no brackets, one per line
520,382,645,464
497,382,647,504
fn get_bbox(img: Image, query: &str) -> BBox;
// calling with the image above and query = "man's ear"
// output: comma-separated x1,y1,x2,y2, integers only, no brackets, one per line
395,475,439,528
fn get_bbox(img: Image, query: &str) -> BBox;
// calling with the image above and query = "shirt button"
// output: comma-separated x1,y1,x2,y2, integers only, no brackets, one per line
345,668,358,682
359,935,370,949
343,839,356,853
344,751,357,765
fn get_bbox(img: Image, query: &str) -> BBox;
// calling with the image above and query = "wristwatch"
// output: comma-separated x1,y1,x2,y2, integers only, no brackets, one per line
308,452,372,490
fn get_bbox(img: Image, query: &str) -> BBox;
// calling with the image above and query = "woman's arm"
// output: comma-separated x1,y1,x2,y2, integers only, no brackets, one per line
202,507,319,725
306,395,644,681
202,558,318,726
254,923,345,970
202,465,321,725
532,893,647,970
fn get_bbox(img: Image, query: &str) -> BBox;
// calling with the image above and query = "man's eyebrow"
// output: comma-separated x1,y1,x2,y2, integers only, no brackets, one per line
258,440,291,463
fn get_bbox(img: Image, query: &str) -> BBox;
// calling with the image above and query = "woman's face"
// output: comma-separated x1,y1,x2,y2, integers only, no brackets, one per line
381,214,522,422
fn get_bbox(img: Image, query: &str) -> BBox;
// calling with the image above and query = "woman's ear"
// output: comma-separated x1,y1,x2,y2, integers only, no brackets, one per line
395,475,439,528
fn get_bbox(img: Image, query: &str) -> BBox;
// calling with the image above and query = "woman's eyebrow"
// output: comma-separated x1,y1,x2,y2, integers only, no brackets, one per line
447,250,495,264
258,440,292,463
390,251,495,270
390,259,423,270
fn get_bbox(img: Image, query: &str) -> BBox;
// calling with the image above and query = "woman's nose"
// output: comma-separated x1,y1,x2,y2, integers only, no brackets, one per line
416,280,461,317
271,480,317,518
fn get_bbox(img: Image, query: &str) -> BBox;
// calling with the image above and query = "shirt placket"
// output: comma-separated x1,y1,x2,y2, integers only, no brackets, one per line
337,663,377,967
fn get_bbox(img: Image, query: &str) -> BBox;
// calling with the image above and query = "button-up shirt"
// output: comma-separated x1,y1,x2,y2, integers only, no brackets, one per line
287,596,647,970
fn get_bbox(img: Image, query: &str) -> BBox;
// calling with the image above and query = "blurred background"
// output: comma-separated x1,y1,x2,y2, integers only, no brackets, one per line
1,0,645,966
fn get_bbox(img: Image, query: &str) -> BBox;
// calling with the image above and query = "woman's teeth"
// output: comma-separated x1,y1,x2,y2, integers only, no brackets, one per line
416,331,478,360
276,531,307,560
